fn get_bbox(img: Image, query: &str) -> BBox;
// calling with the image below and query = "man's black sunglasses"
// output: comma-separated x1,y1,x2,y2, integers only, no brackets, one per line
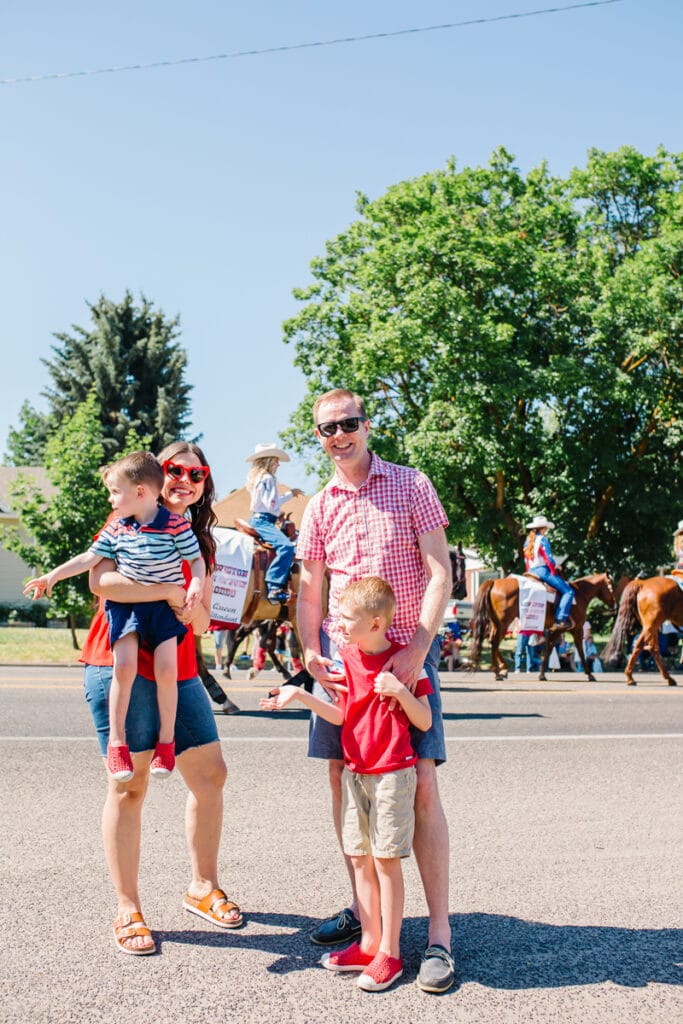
316,417,367,438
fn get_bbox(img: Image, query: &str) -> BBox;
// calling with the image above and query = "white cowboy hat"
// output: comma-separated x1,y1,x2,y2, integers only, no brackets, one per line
674,519,683,536
245,442,290,463
526,514,555,531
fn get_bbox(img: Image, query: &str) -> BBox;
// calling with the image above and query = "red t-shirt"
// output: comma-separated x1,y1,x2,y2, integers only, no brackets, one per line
79,560,198,681
339,640,433,774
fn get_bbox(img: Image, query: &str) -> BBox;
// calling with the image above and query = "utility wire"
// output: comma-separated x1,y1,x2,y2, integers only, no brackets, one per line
0,1,624,86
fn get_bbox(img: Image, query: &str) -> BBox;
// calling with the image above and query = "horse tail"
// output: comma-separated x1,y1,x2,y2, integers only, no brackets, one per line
469,580,495,668
602,579,643,663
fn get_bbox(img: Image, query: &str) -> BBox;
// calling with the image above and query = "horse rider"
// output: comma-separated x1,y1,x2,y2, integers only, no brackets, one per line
245,442,303,603
673,520,683,575
523,514,574,629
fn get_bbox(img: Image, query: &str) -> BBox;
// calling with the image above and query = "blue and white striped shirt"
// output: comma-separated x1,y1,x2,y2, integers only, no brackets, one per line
90,506,200,586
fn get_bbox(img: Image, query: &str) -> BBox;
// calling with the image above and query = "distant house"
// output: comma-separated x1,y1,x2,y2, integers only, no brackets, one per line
0,466,55,605
213,484,309,530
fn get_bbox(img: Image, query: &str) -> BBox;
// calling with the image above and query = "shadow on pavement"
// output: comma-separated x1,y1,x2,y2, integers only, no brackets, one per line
450,912,682,989
153,911,682,989
442,712,544,721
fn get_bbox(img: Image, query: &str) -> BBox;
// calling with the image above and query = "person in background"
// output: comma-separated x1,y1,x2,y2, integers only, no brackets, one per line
245,442,303,603
523,515,574,628
673,520,683,574
513,625,543,673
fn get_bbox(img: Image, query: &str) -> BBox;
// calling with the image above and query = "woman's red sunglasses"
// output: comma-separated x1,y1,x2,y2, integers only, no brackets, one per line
162,459,210,484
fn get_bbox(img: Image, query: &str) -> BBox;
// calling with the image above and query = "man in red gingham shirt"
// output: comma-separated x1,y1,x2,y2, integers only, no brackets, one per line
296,387,455,994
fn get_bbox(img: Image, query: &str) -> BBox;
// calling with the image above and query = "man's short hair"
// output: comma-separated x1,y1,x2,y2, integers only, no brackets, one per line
102,451,164,492
339,576,396,624
312,388,367,425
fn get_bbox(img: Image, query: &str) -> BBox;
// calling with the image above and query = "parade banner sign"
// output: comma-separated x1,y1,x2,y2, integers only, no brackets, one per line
210,527,254,625
511,574,549,632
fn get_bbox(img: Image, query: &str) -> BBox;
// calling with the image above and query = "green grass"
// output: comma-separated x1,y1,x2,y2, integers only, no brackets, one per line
0,626,222,666
0,626,612,669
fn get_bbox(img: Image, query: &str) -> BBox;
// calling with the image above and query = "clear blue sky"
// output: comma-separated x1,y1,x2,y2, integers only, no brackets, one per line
1,1,679,498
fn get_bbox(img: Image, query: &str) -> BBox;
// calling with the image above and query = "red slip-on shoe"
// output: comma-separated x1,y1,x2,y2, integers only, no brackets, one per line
150,740,175,777
107,743,134,782
357,952,404,991
320,941,375,972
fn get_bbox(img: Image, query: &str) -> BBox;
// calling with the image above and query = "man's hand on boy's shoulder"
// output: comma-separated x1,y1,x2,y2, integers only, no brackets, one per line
381,641,428,691
304,651,346,699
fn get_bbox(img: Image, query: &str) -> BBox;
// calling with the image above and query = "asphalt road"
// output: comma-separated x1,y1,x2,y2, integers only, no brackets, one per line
1,664,681,1024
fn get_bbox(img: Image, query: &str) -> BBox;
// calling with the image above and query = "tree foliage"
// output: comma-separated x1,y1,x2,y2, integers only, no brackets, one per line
283,146,683,575
4,401,53,465
5,292,192,464
2,391,146,647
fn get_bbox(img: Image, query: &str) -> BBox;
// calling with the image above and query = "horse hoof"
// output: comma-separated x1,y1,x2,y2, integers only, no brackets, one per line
538,674,546,682
627,680,637,686
588,674,596,682
668,679,678,687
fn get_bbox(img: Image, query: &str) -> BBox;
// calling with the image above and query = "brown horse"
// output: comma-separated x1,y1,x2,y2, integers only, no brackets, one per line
469,573,616,681
217,515,303,681
602,576,683,686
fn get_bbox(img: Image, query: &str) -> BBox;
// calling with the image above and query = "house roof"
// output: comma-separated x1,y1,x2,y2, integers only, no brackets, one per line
213,484,310,529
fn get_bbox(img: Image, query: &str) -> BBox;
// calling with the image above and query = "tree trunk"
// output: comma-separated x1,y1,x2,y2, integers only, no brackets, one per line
68,614,79,650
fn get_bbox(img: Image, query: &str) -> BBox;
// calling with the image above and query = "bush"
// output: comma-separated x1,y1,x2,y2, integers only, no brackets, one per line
0,602,50,626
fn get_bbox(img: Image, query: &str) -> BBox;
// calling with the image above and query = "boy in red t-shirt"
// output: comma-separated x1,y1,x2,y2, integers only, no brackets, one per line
260,576,432,992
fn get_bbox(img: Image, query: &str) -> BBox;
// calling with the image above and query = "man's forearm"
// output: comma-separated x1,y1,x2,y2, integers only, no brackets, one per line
412,570,452,654
297,593,324,663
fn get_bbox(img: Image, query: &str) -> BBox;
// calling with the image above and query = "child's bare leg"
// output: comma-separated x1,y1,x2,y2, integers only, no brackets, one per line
110,633,140,747
153,638,178,744
375,856,404,959
350,854,381,956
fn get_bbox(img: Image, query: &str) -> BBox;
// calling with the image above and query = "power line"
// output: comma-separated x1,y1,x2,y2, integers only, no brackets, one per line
1,1,624,87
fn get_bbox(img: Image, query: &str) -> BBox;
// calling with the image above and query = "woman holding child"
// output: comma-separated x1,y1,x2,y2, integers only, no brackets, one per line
81,441,242,954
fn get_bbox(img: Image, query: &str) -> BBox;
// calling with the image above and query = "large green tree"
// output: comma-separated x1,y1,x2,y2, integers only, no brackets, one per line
2,391,146,647
5,292,192,464
283,146,683,575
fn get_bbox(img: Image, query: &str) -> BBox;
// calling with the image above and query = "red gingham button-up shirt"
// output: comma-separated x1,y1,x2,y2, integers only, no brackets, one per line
296,453,449,648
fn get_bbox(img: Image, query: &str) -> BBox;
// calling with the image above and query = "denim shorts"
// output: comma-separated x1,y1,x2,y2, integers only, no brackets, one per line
307,635,447,766
84,664,219,756
105,599,187,649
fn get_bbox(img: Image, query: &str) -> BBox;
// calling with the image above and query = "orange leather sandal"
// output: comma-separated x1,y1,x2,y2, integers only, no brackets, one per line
113,912,156,955
182,888,243,929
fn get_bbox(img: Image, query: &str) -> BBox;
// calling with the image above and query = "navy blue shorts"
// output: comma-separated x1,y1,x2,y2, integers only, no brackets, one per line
105,599,187,650
84,665,219,756
307,635,447,766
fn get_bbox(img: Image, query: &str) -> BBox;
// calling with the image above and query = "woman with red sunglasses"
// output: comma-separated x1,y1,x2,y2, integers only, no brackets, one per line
80,441,243,955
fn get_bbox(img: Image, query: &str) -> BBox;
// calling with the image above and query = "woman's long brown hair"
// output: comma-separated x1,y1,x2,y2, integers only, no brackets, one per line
523,529,537,563
157,441,217,571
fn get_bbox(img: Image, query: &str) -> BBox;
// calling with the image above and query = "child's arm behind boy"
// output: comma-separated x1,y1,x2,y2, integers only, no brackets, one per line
259,683,346,726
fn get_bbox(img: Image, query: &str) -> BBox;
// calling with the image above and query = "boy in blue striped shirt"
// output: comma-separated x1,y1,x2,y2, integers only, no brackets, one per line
24,451,205,781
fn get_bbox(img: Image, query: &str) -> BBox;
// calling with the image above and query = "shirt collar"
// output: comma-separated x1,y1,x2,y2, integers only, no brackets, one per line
121,505,170,530
327,452,387,493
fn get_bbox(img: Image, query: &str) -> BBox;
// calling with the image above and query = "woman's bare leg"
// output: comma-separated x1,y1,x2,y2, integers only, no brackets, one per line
101,750,154,951
176,741,239,920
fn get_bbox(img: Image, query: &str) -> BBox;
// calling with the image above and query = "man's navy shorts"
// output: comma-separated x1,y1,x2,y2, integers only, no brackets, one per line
307,635,447,766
